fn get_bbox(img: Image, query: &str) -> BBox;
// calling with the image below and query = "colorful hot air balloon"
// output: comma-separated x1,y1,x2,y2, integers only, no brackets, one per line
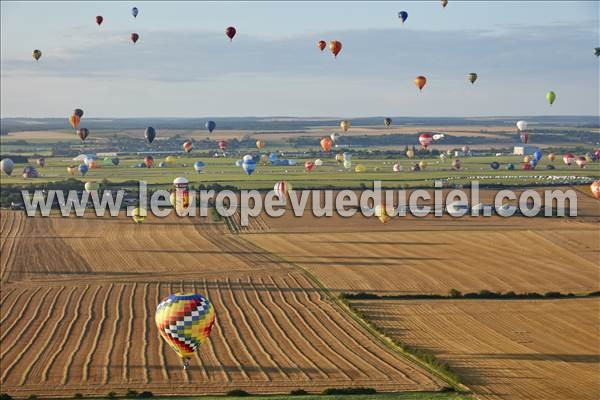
1,158,14,176
132,207,146,224
84,181,99,193
274,180,292,200
374,203,393,224
144,155,154,168
340,120,350,132
452,159,461,170
193,161,205,173
441,0,448,8
145,127,156,144
132,7,139,18
205,120,216,133
523,155,532,163
590,181,600,199
317,40,326,51
304,161,316,172
406,149,415,159
548,153,556,162
563,153,575,166
384,117,392,127
70,114,81,129
419,160,428,170
329,40,342,58
37,158,45,168
226,26,236,41
468,73,478,84
155,293,215,369
343,160,352,169
78,164,89,176
490,161,500,170
165,155,176,165
419,133,433,148
131,33,139,44
183,140,193,154
33,49,42,61
320,137,333,152
415,76,427,91
520,132,529,144
256,140,265,150
242,159,256,175
398,11,408,23
218,140,227,152
77,128,89,141
576,156,587,168
73,108,84,118
546,91,556,105
96,15,103,26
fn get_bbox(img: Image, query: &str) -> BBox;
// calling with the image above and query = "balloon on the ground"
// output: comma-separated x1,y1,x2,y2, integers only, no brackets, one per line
507,163,515,170
490,161,500,170
452,159,460,170
67,165,77,175
533,150,542,162
33,49,42,61
1,158,14,176
78,164,89,176
37,158,45,168
218,140,227,152
335,153,344,164
165,156,176,165
343,160,352,169
314,159,323,167
576,156,587,168
242,159,256,175
406,149,415,159
144,155,154,168
304,161,316,172
563,153,575,166
523,155,531,163
112,157,120,166
418,160,428,170
392,163,402,172
193,161,205,173
145,127,156,144
183,141,193,154
22,166,38,178
354,164,366,173
547,153,555,162
343,152,352,161
243,154,253,162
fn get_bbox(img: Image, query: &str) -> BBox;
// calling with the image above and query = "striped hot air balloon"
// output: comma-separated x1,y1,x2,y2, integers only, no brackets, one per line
274,180,292,201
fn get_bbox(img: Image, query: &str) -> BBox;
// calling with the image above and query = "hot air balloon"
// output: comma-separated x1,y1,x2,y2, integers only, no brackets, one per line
73,108,84,118
193,161,205,173
132,207,146,224
520,132,529,144
155,292,215,369
1,158,14,176
96,15,103,26
145,127,156,144
256,140,265,150
132,7,139,18
70,114,81,129
84,181,99,193
22,166,38,179
452,159,461,170
317,40,326,51
226,26,236,41
274,180,292,200
131,33,139,44
77,128,89,141
86,159,100,169
79,164,89,176
563,153,575,166
384,117,392,127
440,153,447,162
415,76,427,91
441,0,448,8
548,153,556,162
354,164,366,173
343,152,352,161
419,133,433,148
343,160,352,169
419,160,428,170
516,120,528,132
398,11,408,23
242,159,256,175
112,157,120,166
218,140,227,152
314,159,323,167
523,155,532,163
546,91,556,105
165,155,176,165
37,158,45,168
340,120,350,132
576,156,587,168
304,161,315,172
171,177,190,210
335,153,344,164
406,149,415,159
330,132,340,143
33,49,42,61
595,48,600,57
66,165,77,175
320,137,333,152
392,163,402,172
205,120,216,133
144,155,154,168
462,145,470,155
329,40,342,58
533,150,543,162
374,203,393,224
522,162,532,171
490,161,500,170
183,141,193,154
529,159,537,169
468,73,478,84
590,181,600,199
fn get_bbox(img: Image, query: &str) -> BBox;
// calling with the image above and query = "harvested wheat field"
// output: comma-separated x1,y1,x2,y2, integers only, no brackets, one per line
0,211,445,398
351,298,600,400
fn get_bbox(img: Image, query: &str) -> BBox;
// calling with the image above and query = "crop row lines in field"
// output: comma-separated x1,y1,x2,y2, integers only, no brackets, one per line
83,283,114,383
104,283,125,384
0,287,45,347
122,282,136,382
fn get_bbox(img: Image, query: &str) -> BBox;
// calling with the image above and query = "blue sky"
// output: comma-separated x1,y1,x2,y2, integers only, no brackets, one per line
1,1,599,118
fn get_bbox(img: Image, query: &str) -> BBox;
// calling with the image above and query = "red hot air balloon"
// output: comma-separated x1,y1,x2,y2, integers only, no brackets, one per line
131,33,139,44
304,161,316,172
317,40,326,51
329,40,342,58
145,155,154,168
576,156,587,168
96,16,103,26
218,140,228,152
563,153,575,166
419,133,433,149
320,137,333,152
520,132,529,144
183,140,193,154
226,26,236,41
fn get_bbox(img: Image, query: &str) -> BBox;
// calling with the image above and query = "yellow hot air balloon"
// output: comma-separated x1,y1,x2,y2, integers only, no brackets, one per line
155,292,215,369
354,164,366,173
256,140,266,150
406,149,415,159
523,155,531,163
418,160,428,170
340,120,350,132
374,203,393,224
67,165,78,176
165,156,177,165
132,207,147,224
69,114,81,129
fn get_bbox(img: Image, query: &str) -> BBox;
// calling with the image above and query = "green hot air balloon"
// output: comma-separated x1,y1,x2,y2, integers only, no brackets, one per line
546,91,556,106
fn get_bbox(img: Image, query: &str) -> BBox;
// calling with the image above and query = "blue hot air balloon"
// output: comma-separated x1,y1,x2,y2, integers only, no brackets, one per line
132,7,139,18
490,161,500,170
205,120,216,133
242,159,256,175
398,11,408,23
78,164,89,176
507,163,515,171
194,161,205,173
533,150,542,162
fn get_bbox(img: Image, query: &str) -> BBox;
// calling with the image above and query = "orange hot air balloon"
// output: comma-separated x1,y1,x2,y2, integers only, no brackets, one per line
415,76,427,91
320,137,333,152
590,181,600,199
329,40,342,58
317,40,326,51
69,114,81,129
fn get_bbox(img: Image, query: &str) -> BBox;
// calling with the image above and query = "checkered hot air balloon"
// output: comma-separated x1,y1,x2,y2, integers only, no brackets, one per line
155,293,215,369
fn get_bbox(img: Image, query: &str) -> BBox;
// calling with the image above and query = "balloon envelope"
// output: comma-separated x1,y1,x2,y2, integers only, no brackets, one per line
193,161,205,172
398,11,408,23
1,158,14,176
131,33,139,44
205,120,216,133
546,91,556,105
132,7,138,17
384,117,392,127
242,160,256,175
340,120,350,132
317,40,326,51
33,49,42,61
226,26,236,41
320,137,333,152
96,15,103,26
415,76,427,91
329,40,342,57
145,127,156,144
